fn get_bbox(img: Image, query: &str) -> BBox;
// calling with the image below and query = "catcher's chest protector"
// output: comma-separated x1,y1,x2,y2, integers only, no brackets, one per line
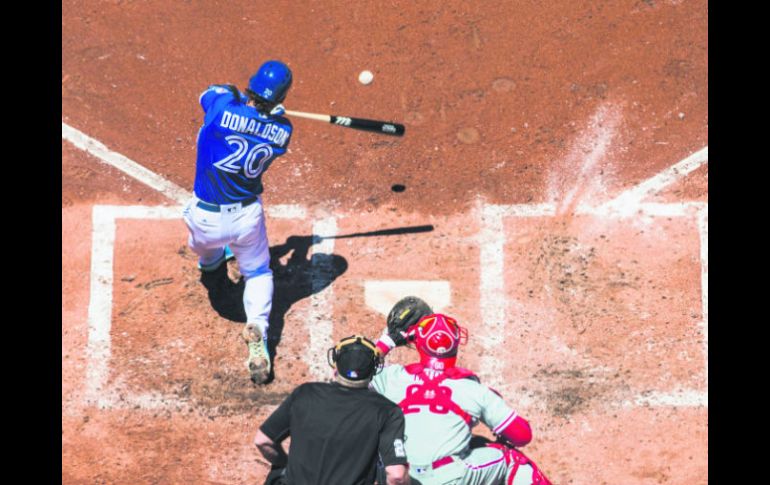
398,365,477,426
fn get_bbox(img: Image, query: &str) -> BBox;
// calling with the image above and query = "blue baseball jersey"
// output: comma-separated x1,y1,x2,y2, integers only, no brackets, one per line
193,85,293,204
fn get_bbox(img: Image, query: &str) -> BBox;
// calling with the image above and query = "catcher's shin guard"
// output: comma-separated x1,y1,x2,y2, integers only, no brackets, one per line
486,443,553,485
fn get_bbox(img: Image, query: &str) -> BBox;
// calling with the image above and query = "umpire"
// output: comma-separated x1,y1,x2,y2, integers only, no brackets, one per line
254,335,410,485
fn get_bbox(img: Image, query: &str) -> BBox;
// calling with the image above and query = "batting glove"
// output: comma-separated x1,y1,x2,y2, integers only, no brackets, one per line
270,104,286,116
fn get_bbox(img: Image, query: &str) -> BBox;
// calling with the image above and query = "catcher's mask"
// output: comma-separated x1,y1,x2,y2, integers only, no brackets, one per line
327,335,383,382
411,314,468,370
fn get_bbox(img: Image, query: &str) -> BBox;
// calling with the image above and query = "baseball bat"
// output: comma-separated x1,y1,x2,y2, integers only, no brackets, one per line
284,109,405,136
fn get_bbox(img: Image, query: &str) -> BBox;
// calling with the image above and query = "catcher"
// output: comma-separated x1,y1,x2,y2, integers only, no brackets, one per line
370,297,553,485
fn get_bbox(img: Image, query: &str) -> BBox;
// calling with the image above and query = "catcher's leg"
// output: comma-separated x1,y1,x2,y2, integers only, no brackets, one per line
417,446,520,484
438,446,507,485
486,444,552,485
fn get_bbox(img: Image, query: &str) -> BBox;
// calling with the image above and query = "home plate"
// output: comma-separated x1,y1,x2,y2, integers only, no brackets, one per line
364,280,451,315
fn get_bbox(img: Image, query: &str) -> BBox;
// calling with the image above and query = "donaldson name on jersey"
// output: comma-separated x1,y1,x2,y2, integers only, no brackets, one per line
194,85,293,204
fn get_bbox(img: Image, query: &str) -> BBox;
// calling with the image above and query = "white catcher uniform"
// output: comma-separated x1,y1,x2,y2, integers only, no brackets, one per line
371,314,552,485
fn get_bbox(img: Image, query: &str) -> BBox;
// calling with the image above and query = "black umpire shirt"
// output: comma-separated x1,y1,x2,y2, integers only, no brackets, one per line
260,381,408,485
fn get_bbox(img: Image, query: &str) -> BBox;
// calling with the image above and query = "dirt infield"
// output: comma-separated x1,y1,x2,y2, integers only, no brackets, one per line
62,1,707,484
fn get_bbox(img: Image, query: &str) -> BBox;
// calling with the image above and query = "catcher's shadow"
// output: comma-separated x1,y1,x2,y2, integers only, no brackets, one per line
199,235,348,370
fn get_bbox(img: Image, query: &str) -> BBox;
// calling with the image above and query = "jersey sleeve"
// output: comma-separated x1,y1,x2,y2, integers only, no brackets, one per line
259,386,297,443
272,115,293,150
369,364,401,396
378,405,408,467
199,85,238,113
478,385,519,435
476,384,533,446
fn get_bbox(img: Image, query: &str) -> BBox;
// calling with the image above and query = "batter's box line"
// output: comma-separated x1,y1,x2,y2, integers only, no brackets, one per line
591,146,708,217
83,204,308,409
478,204,708,408
476,148,707,408
67,122,707,408
62,123,359,398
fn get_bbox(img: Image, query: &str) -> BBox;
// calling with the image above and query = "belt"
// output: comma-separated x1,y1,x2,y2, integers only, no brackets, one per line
432,456,455,469
196,196,258,212
414,456,455,473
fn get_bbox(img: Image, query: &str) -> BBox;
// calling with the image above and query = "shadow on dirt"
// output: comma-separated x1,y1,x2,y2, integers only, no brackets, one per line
198,235,347,357
199,224,434,383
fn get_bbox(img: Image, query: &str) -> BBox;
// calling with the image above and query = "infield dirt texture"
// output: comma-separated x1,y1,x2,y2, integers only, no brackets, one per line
62,1,707,483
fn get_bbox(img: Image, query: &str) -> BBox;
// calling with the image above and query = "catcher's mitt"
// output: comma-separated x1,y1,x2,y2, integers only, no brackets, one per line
386,296,433,346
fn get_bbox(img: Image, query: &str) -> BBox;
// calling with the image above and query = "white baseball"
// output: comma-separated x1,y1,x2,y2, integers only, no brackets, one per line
358,70,374,85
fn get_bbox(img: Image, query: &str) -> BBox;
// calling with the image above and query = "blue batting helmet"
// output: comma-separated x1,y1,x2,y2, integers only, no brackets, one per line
247,60,293,104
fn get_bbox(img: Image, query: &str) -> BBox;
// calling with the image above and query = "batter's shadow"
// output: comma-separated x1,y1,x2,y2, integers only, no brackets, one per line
200,224,435,383
199,235,348,378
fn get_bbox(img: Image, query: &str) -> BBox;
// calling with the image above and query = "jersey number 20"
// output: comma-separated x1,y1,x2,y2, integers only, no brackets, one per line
214,135,274,179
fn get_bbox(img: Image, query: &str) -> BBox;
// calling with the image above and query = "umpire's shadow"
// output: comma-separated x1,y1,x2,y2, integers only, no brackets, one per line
199,234,348,368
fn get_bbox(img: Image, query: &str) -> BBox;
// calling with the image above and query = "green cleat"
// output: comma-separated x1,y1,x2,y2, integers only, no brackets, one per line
243,325,271,384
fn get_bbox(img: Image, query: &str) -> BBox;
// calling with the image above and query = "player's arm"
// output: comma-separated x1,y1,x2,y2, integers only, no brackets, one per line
254,429,288,467
375,297,433,356
199,84,242,112
369,364,402,401
385,464,410,485
254,387,296,467
369,369,388,403
374,332,401,357
379,406,410,485
479,386,532,448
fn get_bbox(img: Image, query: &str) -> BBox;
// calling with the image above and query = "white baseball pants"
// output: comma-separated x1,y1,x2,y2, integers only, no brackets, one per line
182,196,273,336
410,446,535,485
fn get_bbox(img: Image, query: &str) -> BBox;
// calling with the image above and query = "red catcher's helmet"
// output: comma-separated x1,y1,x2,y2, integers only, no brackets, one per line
411,314,468,370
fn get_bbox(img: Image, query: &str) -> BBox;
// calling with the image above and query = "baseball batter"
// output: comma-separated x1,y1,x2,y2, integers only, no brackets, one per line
372,300,553,485
183,60,294,385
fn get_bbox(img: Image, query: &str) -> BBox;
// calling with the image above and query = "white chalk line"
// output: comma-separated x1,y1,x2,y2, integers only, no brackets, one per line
628,389,708,408
477,206,508,393
266,204,307,219
698,207,708,386
556,103,620,215
62,122,191,205
84,206,117,405
595,146,708,216
478,194,708,406
478,203,556,393
307,216,338,381
624,204,707,408
634,206,711,408
69,124,707,408
62,121,307,409
578,201,706,218
82,204,309,410
84,205,188,407
63,121,305,220
364,280,451,316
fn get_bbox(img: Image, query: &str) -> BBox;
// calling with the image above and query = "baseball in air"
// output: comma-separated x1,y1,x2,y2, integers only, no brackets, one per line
358,70,374,85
